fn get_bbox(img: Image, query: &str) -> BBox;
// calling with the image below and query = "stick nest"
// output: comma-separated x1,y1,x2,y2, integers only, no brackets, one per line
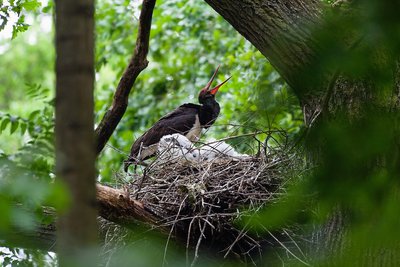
125,133,298,262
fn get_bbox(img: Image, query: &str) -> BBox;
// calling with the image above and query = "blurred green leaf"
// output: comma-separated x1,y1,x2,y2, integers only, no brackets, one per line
21,0,41,11
1,116,10,132
10,119,19,134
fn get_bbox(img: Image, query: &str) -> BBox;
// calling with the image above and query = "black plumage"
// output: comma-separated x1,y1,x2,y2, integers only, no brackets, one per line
124,66,230,171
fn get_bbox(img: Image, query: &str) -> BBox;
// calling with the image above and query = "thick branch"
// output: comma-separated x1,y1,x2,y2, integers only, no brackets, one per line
94,0,156,154
96,184,161,228
6,184,164,251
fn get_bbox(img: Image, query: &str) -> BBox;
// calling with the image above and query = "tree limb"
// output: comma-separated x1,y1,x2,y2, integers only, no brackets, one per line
6,184,165,251
94,0,156,154
96,184,161,229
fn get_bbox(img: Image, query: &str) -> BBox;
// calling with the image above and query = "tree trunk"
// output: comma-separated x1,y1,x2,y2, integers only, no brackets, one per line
55,0,97,265
204,0,399,119
204,0,400,264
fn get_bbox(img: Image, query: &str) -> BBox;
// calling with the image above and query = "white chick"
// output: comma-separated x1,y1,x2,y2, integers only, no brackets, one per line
183,147,201,162
200,139,250,161
158,134,190,161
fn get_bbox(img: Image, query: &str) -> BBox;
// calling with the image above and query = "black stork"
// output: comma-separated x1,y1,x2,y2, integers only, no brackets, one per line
124,66,231,171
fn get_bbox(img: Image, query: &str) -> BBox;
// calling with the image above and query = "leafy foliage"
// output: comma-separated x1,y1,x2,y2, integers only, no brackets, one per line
0,247,56,266
0,0,49,38
0,54,66,263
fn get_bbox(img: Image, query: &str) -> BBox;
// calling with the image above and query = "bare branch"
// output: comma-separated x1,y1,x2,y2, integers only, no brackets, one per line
95,0,156,154
96,183,161,228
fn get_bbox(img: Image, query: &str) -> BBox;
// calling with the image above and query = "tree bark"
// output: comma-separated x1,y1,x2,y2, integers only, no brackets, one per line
204,0,400,117
55,0,97,265
96,184,161,229
204,0,400,264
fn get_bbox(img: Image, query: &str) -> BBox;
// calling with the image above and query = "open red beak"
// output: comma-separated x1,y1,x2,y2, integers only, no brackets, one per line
204,65,232,95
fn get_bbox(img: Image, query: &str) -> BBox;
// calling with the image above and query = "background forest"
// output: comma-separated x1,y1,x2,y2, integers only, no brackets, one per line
0,0,399,266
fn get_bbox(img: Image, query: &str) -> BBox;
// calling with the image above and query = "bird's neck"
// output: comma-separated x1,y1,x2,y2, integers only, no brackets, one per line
199,98,220,128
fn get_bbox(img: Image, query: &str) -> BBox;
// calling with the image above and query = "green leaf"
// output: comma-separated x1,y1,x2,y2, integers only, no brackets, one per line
3,258,10,266
10,120,19,134
11,15,29,39
28,110,40,121
0,14,8,31
21,0,41,11
20,121,27,135
42,3,52,13
0,117,10,133
10,4,22,14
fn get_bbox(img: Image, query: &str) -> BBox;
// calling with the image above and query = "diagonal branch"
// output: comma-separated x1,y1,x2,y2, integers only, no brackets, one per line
95,0,156,154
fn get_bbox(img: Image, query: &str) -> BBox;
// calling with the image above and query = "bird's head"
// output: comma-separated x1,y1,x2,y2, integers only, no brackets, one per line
198,65,231,104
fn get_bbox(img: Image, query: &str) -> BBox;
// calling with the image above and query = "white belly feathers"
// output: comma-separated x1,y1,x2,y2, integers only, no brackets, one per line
185,114,202,142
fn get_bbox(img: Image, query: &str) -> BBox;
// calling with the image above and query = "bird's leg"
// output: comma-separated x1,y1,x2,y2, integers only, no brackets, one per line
135,167,147,200
131,142,149,172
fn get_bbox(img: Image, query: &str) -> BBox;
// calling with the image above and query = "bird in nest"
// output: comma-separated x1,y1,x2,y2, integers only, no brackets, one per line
124,66,231,172
156,134,250,163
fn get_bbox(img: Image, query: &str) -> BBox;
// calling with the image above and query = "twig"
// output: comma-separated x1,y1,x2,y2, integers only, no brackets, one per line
191,208,211,267
223,219,253,258
264,227,310,266
282,228,307,259
105,144,130,156
163,196,187,267
186,216,196,266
